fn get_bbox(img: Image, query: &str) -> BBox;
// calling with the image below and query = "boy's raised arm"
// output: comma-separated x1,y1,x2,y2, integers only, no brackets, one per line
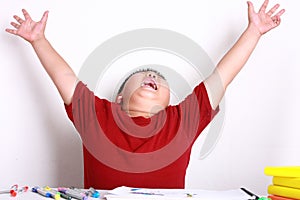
204,0,285,109
6,9,78,105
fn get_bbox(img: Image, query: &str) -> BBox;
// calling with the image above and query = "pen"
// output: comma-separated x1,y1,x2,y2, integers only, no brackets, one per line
240,187,260,200
44,186,61,200
0,184,29,197
130,188,164,196
47,187,71,200
87,187,100,198
70,187,87,195
51,188,72,200
0,189,17,197
58,187,88,200
70,186,100,198
18,186,29,194
57,191,72,200
0,184,18,197
32,186,52,198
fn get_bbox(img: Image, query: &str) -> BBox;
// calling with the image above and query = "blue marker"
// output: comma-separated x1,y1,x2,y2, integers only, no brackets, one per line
32,186,51,198
44,186,61,200
89,188,100,198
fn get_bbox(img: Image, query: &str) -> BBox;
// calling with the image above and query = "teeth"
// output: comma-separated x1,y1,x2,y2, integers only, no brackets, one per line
141,81,157,90
152,83,158,90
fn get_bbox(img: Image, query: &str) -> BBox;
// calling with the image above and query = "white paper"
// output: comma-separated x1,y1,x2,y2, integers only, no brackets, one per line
105,186,254,200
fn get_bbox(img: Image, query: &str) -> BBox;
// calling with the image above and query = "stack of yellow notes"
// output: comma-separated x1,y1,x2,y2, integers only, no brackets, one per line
264,166,300,200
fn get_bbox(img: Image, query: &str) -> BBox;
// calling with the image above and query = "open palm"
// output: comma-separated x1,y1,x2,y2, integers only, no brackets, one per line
6,9,48,43
248,0,285,35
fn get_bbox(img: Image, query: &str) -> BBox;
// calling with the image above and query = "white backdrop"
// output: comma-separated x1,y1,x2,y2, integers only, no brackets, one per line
1,0,299,195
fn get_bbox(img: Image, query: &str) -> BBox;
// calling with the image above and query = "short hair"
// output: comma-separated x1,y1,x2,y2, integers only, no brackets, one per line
117,68,166,94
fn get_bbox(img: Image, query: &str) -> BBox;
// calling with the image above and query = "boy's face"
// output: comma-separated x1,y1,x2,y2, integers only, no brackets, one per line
117,71,170,116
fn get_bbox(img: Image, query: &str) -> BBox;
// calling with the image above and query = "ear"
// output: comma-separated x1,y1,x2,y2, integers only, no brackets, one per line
116,94,123,104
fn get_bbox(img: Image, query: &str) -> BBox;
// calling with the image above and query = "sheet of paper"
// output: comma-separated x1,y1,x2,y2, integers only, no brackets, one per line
105,186,254,200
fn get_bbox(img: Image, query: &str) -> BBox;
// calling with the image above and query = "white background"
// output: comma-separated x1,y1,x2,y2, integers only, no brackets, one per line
0,0,299,195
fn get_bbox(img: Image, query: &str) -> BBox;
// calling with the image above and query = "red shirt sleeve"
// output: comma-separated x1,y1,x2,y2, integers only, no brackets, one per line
173,82,219,139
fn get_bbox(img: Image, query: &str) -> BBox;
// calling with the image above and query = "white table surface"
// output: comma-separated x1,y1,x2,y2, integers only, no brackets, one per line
0,187,266,200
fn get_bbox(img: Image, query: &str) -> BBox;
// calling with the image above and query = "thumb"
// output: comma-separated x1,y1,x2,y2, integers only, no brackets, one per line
247,1,254,15
40,10,49,24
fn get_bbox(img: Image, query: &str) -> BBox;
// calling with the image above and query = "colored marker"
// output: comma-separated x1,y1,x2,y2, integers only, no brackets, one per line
10,184,18,197
88,187,100,198
44,186,61,200
69,187,86,195
49,188,71,200
70,186,100,198
18,186,29,194
0,184,29,197
57,191,72,200
58,188,87,200
47,187,71,200
0,189,17,197
32,186,51,198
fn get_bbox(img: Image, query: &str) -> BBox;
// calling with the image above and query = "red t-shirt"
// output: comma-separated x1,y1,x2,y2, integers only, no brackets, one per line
65,81,218,189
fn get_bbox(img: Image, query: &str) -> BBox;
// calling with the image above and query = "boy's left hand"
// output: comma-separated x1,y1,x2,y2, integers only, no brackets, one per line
247,0,285,35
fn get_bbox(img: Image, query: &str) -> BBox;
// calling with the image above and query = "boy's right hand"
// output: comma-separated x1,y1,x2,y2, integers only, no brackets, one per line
6,9,49,44
6,8,78,105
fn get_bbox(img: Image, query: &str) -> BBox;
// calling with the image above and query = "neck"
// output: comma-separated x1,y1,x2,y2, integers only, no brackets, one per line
125,109,153,118
121,106,165,118
119,97,167,118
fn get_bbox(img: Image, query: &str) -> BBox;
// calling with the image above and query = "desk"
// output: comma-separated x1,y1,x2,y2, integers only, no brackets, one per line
0,186,262,200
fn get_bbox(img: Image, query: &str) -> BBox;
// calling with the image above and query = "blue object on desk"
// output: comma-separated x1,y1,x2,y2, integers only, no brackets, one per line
32,186,51,198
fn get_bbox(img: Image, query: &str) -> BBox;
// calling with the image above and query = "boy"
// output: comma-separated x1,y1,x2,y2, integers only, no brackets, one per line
6,0,284,189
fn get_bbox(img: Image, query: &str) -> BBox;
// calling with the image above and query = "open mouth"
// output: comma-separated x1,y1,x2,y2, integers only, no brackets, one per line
141,79,158,90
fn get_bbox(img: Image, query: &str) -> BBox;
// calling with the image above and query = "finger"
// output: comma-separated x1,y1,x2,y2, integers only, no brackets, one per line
271,16,281,26
259,0,269,13
11,22,20,29
276,18,281,26
22,9,32,21
271,9,285,25
274,8,286,18
5,28,17,35
13,15,24,24
267,4,280,16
